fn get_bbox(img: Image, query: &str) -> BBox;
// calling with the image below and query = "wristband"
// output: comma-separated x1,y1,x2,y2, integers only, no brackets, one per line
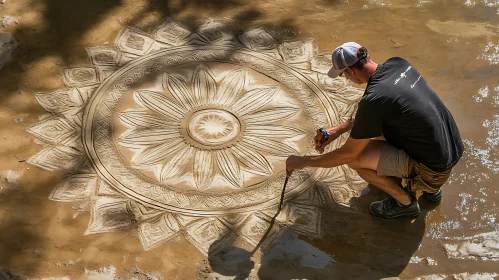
319,128,330,137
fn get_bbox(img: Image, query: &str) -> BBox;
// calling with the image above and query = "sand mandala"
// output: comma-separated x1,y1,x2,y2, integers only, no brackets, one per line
27,19,364,254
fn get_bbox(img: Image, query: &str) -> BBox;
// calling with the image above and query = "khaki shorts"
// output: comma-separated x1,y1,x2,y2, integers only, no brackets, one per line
376,143,452,193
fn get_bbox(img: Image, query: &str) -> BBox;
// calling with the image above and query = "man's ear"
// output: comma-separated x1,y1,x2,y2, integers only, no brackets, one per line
347,67,355,76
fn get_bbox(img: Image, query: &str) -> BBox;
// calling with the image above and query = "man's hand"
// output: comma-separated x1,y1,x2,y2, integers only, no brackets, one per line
285,155,308,176
314,128,339,153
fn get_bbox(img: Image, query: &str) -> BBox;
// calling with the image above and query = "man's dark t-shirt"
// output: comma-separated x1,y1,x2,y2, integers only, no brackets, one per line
350,57,464,172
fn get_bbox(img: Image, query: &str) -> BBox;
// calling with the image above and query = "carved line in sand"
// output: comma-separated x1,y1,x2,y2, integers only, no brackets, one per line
27,19,364,254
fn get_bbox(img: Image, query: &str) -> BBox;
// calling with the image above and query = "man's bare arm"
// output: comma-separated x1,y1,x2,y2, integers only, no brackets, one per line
287,136,370,172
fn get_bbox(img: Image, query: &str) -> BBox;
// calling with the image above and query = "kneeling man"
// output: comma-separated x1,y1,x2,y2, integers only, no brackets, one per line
286,42,464,218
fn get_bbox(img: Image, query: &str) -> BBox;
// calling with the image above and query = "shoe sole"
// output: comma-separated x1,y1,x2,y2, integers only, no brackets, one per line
369,208,420,219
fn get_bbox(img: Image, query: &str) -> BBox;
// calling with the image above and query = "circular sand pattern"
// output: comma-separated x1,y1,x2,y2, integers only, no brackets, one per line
85,48,323,214
27,20,364,253
187,109,241,147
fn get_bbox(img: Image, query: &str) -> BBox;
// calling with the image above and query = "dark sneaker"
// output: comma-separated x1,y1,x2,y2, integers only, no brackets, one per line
370,196,420,219
423,188,442,202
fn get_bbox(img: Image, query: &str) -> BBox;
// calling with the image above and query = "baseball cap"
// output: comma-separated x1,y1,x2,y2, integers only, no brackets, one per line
327,42,364,78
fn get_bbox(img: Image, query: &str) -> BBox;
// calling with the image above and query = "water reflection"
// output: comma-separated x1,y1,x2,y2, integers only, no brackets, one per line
207,189,430,279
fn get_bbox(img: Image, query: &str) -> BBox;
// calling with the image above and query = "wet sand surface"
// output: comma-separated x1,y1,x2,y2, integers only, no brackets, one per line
0,0,498,279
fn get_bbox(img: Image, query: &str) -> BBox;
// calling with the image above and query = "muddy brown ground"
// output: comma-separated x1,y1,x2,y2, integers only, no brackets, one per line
0,0,498,279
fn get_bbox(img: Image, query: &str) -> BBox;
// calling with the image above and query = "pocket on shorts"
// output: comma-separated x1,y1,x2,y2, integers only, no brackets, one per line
401,161,451,193
401,175,436,193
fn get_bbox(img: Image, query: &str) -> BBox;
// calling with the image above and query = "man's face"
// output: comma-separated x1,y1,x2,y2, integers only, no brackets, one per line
341,67,363,85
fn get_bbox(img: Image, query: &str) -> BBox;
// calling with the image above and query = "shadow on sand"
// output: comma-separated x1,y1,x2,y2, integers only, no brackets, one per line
0,0,308,276
207,185,438,279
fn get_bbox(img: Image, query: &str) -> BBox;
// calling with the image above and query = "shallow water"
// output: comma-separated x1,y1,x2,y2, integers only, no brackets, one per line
0,0,498,279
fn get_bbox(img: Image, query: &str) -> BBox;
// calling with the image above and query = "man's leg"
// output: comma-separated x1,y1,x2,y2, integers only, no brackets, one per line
348,140,412,205
349,140,420,218
356,169,411,205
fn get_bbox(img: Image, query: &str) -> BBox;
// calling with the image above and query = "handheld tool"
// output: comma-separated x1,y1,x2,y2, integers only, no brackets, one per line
248,174,289,257
278,176,289,210
318,128,330,153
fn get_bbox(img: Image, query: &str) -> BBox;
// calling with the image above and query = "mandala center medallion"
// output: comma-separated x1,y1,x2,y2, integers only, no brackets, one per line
185,108,242,149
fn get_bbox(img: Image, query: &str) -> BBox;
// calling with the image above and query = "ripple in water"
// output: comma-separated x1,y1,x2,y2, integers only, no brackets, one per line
478,42,499,65
456,193,486,217
450,136,499,185
426,220,462,239
471,86,499,106
472,213,499,231
483,114,499,146
465,0,499,14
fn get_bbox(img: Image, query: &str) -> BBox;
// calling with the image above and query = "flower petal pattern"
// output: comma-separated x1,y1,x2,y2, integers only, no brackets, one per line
163,73,197,109
241,136,296,156
244,107,300,125
160,146,193,182
216,149,242,188
194,150,215,190
215,68,246,106
232,86,278,115
118,110,173,128
230,145,272,175
245,125,305,138
119,128,180,146
192,65,216,104
133,139,185,166
133,90,185,120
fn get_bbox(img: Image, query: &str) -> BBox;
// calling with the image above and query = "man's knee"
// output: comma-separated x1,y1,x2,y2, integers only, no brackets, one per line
348,140,384,171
